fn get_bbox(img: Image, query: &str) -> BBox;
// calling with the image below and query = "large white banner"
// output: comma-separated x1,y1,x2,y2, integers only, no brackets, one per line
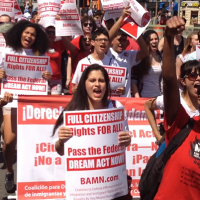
63,109,128,199
1,54,50,96
16,96,162,199
55,0,82,36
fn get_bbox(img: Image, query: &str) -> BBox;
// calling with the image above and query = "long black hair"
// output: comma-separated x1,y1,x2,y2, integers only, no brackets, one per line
53,64,111,135
136,30,161,78
6,20,49,55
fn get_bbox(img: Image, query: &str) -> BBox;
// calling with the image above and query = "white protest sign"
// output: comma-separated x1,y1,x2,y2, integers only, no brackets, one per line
0,34,6,64
63,108,128,199
120,16,150,39
1,54,50,96
0,0,15,20
101,0,123,20
14,0,22,19
38,0,61,26
81,64,127,95
123,0,150,27
196,45,200,61
55,0,82,36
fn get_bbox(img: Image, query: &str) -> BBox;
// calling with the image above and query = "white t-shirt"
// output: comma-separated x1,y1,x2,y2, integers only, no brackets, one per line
72,54,119,85
140,64,162,98
156,94,200,117
178,53,189,63
186,51,196,61
107,48,139,97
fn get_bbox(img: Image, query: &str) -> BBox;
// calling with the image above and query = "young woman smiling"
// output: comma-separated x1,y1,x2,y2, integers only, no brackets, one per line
0,20,51,193
132,30,162,98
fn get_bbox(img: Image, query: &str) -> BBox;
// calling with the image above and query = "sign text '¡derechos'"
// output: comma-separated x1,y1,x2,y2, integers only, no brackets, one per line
21,105,163,123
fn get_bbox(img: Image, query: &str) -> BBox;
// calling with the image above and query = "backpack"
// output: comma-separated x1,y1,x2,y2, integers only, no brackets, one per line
139,118,194,200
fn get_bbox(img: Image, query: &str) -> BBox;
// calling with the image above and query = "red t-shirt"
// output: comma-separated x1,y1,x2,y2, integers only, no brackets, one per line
69,47,88,94
67,36,81,55
154,105,200,200
125,37,140,51
46,40,66,80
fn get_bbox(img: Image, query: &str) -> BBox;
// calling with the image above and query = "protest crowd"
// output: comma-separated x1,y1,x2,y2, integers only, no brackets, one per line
0,0,200,200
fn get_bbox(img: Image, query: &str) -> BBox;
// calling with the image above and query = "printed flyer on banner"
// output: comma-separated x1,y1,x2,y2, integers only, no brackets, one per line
38,0,61,26
63,108,128,200
1,54,50,96
56,0,82,36
81,64,127,96
16,96,163,199
0,0,15,20
101,0,123,20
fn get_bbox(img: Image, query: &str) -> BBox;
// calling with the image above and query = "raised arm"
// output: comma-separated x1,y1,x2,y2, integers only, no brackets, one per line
61,36,76,55
163,17,185,127
145,98,162,141
158,37,164,52
108,5,131,42
135,36,148,62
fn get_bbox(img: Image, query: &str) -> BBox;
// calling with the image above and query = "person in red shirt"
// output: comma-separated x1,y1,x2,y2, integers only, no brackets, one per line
67,35,92,94
66,16,96,90
45,25,68,95
154,16,200,200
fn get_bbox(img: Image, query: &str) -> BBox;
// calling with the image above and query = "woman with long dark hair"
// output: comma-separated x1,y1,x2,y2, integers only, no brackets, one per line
132,30,162,98
53,64,131,199
53,64,131,154
0,20,51,193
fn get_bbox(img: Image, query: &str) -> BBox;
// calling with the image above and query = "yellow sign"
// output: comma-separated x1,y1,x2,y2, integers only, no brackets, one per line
181,1,199,7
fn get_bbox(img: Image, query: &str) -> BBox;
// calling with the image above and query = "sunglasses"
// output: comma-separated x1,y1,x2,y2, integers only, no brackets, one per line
183,72,200,81
83,23,93,27
83,37,92,42
47,31,55,36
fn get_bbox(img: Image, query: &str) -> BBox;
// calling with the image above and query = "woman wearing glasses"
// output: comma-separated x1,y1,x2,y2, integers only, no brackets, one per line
66,16,96,91
153,17,200,200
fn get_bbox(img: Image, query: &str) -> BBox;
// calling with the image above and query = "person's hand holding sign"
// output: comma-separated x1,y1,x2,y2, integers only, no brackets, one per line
0,92,13,107
118,131,131,146
116,87,126,95
56,126,73,156
42,71,51,81
122,3,131,20
0,69,6,81
58,126,73,144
